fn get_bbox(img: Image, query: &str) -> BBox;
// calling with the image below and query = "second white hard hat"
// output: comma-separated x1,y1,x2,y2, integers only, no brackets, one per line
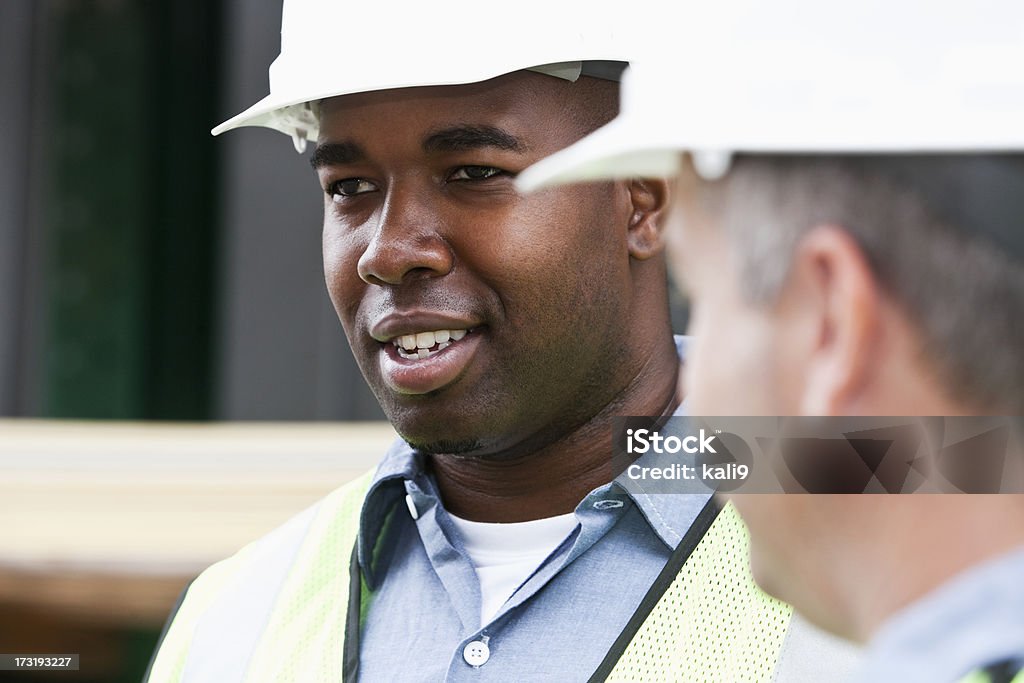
516,0,1024,190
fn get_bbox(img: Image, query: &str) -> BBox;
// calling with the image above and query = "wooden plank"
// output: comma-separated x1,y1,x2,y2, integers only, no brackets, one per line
0,419,396,624
0,568,190,628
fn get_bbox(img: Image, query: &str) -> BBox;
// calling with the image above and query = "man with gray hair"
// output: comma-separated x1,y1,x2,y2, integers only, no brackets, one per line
519,2,1024,680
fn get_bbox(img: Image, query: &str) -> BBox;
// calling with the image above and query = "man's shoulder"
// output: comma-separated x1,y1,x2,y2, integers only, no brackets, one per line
146,469,379,682
238,468,377,565
181,467,378,612
191,468,376,625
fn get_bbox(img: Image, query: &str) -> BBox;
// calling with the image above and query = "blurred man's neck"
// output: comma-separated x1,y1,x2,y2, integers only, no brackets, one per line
845,497,1024,643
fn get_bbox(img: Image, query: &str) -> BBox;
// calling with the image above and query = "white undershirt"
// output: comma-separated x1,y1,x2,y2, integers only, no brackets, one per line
447,511,579,625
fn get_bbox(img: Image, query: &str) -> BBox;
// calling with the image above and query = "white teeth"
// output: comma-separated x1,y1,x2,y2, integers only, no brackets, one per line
391,328,471,360
415,331,435,348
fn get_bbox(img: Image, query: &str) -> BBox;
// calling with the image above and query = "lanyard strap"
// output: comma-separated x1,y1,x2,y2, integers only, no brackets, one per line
981,660,1024,683
343,542,362,682
586,495,721,682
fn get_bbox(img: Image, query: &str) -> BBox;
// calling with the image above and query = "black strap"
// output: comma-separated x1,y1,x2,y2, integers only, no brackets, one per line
142,577,195,683
586,496,723,683
343,542,362,682
982,659,1024,683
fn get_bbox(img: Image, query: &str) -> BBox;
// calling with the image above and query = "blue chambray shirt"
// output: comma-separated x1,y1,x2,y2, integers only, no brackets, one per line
853,544,1024,683
356,338,711,682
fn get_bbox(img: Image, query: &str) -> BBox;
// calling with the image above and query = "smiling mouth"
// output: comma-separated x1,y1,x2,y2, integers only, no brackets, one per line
389,328,472,360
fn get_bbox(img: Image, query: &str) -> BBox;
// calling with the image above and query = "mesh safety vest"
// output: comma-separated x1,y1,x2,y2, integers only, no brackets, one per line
959,664,1024,683
147,470,803,682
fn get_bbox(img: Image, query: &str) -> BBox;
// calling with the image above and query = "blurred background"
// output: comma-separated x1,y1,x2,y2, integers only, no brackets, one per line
0,1,688,680
2,0,386,680
1,0,385,423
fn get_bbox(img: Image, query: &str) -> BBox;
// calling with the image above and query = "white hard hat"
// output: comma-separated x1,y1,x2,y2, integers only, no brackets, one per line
517,0,1024,190
212,0,633,152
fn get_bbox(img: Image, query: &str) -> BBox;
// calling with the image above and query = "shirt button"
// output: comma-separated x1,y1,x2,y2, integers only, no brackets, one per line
405,494,419,520
462,639,490,667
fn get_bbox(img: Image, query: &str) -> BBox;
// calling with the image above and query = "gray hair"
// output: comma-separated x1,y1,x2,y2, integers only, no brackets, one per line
705,155,1024,413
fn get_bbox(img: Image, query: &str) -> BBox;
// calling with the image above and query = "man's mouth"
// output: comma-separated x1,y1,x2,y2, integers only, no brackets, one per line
389,328,471,360
372,315,485,395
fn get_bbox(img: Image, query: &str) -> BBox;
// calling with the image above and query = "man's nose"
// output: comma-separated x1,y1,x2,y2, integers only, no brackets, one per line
357,186,454,286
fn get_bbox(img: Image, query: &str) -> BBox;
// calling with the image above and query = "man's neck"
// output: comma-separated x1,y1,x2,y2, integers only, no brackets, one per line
429,338,681,523
843,497,1024,643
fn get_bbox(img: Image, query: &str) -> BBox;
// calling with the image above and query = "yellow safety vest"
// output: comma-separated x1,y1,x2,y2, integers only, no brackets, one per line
147,470,794,682
959,665,1024,683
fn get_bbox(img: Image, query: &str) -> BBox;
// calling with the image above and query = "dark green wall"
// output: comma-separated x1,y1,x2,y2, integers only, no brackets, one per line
40,0,221,419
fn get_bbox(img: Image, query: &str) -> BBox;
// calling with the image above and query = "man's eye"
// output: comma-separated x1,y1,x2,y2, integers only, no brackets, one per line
329,178,377,199
449,166,504,181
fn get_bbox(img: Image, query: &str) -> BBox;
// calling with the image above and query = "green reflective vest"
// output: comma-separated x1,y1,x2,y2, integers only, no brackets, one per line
147,470,802,682
959,666,1024,683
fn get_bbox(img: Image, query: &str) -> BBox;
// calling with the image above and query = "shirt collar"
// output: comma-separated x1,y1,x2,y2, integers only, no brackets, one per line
356,439,422,585
358,335,704,570
855,544,1024,683
607,339,712,550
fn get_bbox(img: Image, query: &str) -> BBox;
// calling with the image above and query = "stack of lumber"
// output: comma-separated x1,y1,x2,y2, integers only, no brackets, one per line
0,420,394,626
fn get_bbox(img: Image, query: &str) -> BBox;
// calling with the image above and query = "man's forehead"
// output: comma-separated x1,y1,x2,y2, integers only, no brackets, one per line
318,70,559,125
665,166,735,273
668,161,718,230
314,80,607,166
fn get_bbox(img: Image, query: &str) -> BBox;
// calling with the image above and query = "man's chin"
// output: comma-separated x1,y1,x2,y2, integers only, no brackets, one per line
402,436,483,457
748,550,784,602
385,400,494,457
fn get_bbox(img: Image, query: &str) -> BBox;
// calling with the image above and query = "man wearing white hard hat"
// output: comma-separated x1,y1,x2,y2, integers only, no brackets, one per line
144,1,860,681
520,1,1024,681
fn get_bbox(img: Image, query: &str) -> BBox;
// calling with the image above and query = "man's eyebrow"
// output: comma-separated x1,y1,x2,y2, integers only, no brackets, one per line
422,125,527,154
309,141,366,170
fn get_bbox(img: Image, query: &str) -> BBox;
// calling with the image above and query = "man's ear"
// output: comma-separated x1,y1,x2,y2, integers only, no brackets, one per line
791,225,884,414
626,177,671,260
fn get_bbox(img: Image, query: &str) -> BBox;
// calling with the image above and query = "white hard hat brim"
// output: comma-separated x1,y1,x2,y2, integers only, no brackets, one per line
516,114,1024,192
212,93,295,137
515,115,683,192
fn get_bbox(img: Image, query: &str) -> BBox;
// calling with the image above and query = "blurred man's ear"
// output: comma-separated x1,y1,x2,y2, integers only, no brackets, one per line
786,225,884,414
626,177,672,260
